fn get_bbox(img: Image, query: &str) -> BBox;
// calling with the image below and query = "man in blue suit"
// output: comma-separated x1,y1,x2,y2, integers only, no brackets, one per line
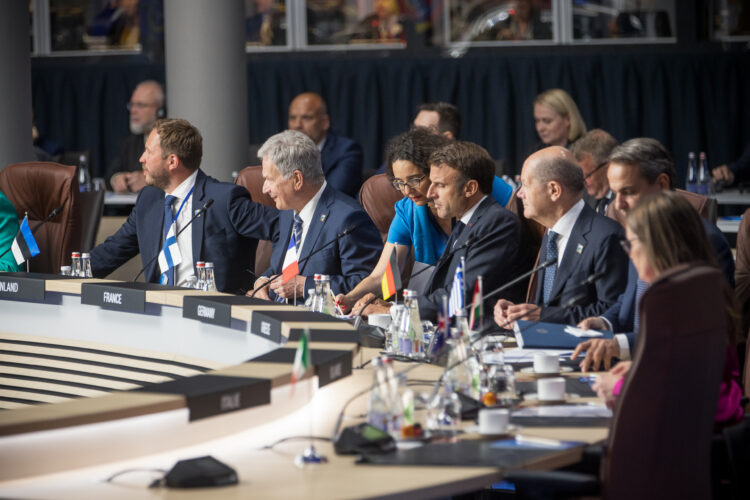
90,119,278,294
494,147,629,327
288,92,363,198
250,130,381,301
572,138,735,371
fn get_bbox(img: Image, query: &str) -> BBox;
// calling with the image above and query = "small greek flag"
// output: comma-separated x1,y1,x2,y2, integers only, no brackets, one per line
158,223,182,279
448,259,464,317
11,216,40,265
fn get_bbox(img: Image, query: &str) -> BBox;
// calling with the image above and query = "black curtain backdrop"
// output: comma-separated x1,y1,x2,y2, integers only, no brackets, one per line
31,48,750,186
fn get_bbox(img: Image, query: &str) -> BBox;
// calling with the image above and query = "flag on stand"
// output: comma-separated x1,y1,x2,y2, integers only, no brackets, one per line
281,232,300,284
158,222,182,283
290,328,310,396
448,259,464,317
11,216,40,265
381,246,402,300
468,275,484,331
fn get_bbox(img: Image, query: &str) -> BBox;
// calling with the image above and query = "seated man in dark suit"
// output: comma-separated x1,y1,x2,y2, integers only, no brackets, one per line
91,119,278,294
417,141,525,321
288,92,363,198
250,130,382,301
573,138,736,371
494,147,630,327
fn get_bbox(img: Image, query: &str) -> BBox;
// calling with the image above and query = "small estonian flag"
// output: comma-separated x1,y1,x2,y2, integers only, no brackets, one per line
11,216,40,265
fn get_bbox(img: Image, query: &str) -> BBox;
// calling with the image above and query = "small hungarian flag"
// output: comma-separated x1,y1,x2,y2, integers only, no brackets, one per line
290,328,310,395
468,275,484,331
281,232,300,284
11,216,40,265
381,245,402,300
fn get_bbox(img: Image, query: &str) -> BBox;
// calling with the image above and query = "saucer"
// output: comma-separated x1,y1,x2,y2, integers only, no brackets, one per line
519,366,574,378
522,393,580,405
466,424,520,438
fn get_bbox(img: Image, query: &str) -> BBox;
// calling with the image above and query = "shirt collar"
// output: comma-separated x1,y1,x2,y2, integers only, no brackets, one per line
459,195,488,225
551,197,585,239
296,181,327,227
317,135,327,152
167,169,198,201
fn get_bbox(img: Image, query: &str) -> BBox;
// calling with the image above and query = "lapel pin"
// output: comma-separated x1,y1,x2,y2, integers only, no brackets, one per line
320,214,328,223
576,243,584,254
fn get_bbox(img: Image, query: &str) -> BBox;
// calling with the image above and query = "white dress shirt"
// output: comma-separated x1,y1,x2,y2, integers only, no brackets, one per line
548,198,586,267
165,169,198,287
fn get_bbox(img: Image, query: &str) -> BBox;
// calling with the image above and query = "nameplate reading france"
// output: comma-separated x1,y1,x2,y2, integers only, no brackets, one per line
182,296,232,327
0,274,45,302
81,283,146,313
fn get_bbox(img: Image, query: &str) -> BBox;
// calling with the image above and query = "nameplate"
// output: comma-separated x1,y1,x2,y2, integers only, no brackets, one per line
137,375,270,421
183,296,232,326
251,348,353,388
0,273,46,302
252,310,351,344
81,282,146,313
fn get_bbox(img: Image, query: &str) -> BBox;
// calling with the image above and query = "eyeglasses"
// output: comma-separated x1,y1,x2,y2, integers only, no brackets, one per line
619,237,639,254
584,161,609,180
126,101,156,111
391,175,426,191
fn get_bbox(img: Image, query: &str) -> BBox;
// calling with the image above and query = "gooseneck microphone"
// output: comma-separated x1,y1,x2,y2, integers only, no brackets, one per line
0,204,64,260
132,199,214,283
250,224,357,298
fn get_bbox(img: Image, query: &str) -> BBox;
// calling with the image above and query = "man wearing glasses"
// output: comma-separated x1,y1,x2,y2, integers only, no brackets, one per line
107,80,166,193
570,129,618,215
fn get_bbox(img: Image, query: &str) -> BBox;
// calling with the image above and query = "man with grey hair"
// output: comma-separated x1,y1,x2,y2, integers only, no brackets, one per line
251,130,381,301
494,146,629,326
571,129,618,215
108,80,166,193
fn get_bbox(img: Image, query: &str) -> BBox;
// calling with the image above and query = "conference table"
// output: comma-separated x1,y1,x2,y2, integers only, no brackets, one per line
0,273,609,499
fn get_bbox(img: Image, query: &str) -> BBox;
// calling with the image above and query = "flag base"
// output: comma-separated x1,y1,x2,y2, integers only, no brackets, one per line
294,445,328,466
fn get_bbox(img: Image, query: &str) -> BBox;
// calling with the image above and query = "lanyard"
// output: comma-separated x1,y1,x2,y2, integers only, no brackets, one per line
166,185,195,232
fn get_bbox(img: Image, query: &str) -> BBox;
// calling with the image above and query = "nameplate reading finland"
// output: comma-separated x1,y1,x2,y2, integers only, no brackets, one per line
0,274,45,302
81,283,146,313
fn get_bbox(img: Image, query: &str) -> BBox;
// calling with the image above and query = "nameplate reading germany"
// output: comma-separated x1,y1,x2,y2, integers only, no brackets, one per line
182,296,232,326
81,283,146,313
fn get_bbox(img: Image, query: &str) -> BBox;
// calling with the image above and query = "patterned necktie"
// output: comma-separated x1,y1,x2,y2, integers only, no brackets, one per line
633,279,649,332
451,221,466,249
163,195,176,285
293,214,303,255
542,230,559,304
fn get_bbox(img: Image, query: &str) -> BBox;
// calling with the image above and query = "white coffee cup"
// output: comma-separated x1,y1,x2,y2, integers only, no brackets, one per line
478,408,510,435
368,313,391,329
533,352,560,374
537,377,566,401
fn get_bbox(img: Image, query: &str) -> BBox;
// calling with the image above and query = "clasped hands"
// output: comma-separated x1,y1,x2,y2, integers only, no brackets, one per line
248,275,306,300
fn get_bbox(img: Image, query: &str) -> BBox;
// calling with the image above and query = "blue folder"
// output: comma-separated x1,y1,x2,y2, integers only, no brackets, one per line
513,320,614,349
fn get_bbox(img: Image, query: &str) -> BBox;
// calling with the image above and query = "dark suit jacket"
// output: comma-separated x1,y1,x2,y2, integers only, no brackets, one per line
90,170,278,294
105,133,145,189
262,184,381,298
604,218,736,351
535,203,629,325
419,197,525,322
321,131,363,198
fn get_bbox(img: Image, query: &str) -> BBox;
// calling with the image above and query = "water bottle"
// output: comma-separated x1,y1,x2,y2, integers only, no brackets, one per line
402,289,424,357
317,275,336,315
386,304,406,353
304,289,317,310
70,252,82,277
204,262,218,292
383,357,404,436
686,152,697,193
444,334,481,400
78,154,92,192
310,274,324,312
80,252,93,278
697,152,712,195
367,357,393,433
194,262,205,290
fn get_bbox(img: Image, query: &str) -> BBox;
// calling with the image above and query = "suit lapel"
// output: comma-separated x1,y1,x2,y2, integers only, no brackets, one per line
191,170,207,263
549,205,593,300
144,190,166,282
274,211,293,272
298,185,331,274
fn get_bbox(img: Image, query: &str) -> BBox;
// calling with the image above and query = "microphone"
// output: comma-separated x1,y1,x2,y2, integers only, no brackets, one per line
250,224,357,298
132,198,214,283
0,204,64,260
579,271,605,287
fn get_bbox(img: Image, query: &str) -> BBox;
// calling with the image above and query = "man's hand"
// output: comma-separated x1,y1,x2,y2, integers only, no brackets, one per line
270,275,306,300
577,316,608,331
110,173,130,193
712,164,734,184
351,292,391,318
494,299,539,329
125,171,147,192
248,277,272,300
571,338,621,372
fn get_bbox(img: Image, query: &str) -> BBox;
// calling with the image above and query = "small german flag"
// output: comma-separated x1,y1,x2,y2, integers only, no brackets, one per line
381,246,402,300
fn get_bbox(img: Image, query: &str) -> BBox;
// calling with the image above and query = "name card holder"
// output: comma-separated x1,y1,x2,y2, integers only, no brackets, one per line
182,295,287,329
251,348,353,388
0,272,49,302
252,310,352,345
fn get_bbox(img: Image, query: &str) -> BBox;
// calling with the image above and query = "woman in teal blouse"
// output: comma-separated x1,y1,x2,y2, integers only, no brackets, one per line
0,190,22,272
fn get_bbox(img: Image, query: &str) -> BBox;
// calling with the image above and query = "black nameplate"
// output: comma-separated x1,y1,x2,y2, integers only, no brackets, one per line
0,272,46,302
80,282,183,313
251,348,353,388
252,310,349,344
183,296,232,326
137,375,271,421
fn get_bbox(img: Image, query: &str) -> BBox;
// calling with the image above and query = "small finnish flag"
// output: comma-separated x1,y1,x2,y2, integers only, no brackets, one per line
158,222,182,277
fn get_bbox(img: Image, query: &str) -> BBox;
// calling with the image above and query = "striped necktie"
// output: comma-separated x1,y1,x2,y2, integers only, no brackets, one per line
633,280,649,332
542,231,559,304
293,214,303,255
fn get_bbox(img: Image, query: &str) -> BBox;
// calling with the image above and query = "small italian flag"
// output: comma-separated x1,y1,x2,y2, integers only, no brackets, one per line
290,328,310,396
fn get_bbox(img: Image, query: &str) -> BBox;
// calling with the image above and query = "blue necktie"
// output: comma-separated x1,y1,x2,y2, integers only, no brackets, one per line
633,279,649,332
162,195,176,285
542,230,559,304
293,214,303,255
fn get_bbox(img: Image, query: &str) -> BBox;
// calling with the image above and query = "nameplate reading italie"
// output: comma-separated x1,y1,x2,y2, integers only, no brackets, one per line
81,282,146,313
183,296,232,327
0,273,45,302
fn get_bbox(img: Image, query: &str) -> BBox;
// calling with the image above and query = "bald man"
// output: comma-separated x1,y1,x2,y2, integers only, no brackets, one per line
288,92,363,198
108,80,166,193
494,147,629,327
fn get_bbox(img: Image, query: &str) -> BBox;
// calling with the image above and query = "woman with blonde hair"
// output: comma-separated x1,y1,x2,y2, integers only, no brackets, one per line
533,88,587,148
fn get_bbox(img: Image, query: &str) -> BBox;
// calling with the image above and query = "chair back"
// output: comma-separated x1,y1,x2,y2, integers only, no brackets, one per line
602,264,727,500
234,166,276,274
606,188,716,225
78,189,105,252
358,174,404,243
503,188,545,302
736,208,750,400
0,162,82,274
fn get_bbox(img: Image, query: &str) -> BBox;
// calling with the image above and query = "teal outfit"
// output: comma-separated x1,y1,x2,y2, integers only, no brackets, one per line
0,190,21,272
386,176,514,265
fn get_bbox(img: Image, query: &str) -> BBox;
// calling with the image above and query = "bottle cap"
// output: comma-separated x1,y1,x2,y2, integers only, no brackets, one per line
81,253,90,258
71,252,81,258
314,274,323,281
205,262,214,268
688,152,695,159
403,289,418,298
60,266,71,271
699,152,706,159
